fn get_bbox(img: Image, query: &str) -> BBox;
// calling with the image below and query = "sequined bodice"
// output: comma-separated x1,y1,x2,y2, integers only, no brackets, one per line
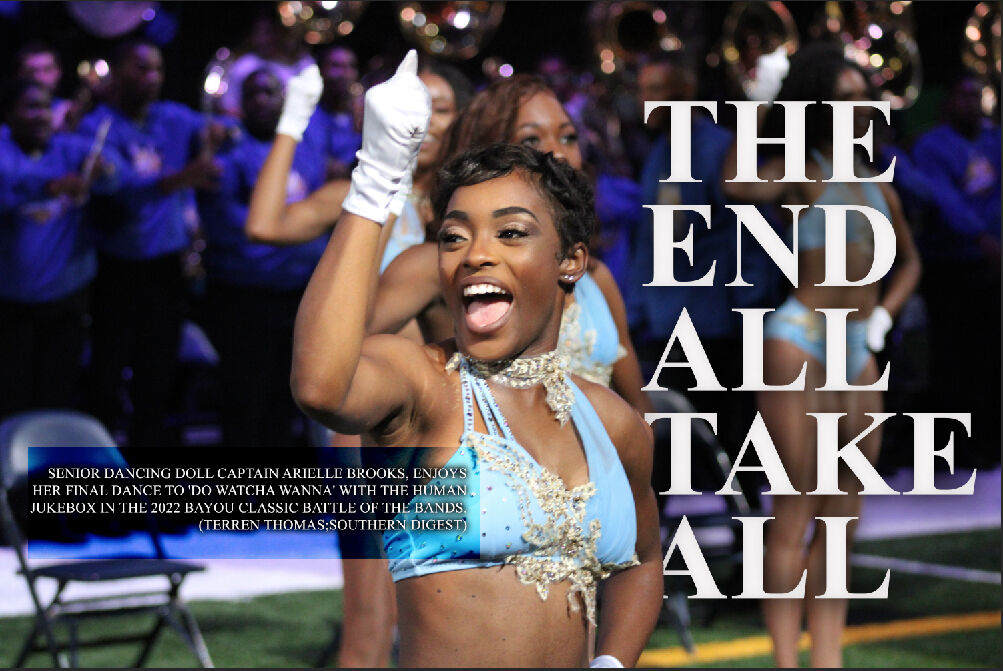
383,358,638,624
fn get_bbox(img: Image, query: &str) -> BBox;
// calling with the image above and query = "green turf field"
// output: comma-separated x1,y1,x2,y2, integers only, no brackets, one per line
0,529,998,667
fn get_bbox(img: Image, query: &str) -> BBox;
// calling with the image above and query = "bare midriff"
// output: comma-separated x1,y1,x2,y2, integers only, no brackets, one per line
395,564,590,667
791,244,880,317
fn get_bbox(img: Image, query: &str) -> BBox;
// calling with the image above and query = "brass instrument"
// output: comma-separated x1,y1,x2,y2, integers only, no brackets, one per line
814,1,921,110
276,1,368,44
396,2,506,61
961,1,1001,116
718,1,799,99
587,1,683,75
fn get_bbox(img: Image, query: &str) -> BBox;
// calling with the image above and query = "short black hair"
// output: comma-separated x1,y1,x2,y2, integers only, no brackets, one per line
111,39,160,67
761,42,879,156
433,143,597,258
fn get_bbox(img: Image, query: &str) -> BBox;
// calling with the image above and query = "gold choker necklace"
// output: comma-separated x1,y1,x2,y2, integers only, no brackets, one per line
446,351,573,425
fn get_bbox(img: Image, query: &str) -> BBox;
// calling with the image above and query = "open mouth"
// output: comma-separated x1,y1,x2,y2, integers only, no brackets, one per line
462,283,513,333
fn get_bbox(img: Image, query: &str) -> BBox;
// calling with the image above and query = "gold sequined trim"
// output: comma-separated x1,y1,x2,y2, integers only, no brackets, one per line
466,431,635,625
558,301,625,388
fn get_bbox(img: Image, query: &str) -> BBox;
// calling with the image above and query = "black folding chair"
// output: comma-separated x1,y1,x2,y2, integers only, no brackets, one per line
0,410,213,668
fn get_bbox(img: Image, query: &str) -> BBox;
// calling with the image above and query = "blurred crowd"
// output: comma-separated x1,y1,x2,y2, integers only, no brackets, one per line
1,7,999,471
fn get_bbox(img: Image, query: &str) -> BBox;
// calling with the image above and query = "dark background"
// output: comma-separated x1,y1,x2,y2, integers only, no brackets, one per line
0,1,988,135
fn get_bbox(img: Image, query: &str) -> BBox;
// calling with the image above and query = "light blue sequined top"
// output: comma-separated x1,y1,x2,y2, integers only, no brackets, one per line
560,272,627,387
383,357,638,624
796,150,891,251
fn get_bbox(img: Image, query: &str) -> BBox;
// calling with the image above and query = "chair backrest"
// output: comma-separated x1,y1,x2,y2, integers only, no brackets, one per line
0,410,125,492
0,410,168,557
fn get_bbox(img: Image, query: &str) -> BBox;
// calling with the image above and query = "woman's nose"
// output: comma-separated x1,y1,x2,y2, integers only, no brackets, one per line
463,233,497,268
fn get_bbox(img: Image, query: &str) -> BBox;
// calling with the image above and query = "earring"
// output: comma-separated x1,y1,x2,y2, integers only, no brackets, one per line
562,274,575,281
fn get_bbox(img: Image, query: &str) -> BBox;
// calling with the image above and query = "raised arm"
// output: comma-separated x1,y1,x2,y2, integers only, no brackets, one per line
245,65,344,245
368,241,441,335
292,52,432,434
721,140,789,203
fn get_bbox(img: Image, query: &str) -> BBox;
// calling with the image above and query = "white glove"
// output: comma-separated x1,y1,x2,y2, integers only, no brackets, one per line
744,46,789,102
343,50,430,225
590,654,624,668
866,305,893,352
388,155,417,217
276,65,323,142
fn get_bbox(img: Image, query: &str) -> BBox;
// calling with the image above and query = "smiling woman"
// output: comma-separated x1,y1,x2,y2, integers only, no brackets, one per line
292,53,662,668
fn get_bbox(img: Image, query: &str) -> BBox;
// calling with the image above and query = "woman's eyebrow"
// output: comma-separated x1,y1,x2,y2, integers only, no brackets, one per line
443,209,469,222
492,206,539,222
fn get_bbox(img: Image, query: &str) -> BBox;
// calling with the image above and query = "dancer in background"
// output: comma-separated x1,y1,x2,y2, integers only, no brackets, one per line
245,57,470,668
723,44,921,667
292,52,661,667
246,60,472,274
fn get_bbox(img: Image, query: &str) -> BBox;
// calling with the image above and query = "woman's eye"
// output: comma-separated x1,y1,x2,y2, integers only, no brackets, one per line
561,133,578,145
498,228,528,239
519,136,540,147
438,231,465,244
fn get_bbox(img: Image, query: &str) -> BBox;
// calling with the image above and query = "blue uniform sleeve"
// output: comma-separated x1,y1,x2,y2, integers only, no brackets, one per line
912,132,991,238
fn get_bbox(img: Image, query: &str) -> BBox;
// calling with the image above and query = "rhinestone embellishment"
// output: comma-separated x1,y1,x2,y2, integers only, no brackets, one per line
446,350,573,425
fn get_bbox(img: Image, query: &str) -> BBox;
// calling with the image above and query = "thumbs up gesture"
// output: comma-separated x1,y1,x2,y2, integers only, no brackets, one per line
343,50,431,224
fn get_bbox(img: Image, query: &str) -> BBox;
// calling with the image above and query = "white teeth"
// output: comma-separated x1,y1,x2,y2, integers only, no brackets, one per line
463,283,509,297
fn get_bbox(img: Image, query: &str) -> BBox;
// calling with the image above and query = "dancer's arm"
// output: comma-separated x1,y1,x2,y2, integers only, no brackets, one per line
875,182,920,318
368,242,441,335
589,260,654,415
592,395,662,666
721,141,788,203
246,66,353,245
292,52,432,434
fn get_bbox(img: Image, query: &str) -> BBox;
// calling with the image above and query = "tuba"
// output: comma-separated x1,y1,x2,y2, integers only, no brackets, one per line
396,2,506,61
276,1,369,44
813,1,922,109
717,1,799,99
588,1,683,75
961,1,1001,116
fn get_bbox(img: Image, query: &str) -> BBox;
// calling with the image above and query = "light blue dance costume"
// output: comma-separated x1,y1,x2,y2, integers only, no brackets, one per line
559,272,628,387
763,151,889,382
384,276,636,624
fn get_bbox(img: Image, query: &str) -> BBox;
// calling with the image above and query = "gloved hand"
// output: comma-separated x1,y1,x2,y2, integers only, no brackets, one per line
343,50,430,225
866,305,893,352
590,654,624,668
388,155,417,218
276,65,323,142
744,46,790,103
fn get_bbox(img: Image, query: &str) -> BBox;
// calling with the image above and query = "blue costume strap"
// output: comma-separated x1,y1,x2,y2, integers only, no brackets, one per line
459,365,476,435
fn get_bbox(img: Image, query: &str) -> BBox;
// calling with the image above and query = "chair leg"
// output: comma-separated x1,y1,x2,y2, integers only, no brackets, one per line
13,617,40,667
313,621,341,668
176,604,214,668
133,608,169,667
66,618,80,667
663,590,695,653
160,603,214,668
